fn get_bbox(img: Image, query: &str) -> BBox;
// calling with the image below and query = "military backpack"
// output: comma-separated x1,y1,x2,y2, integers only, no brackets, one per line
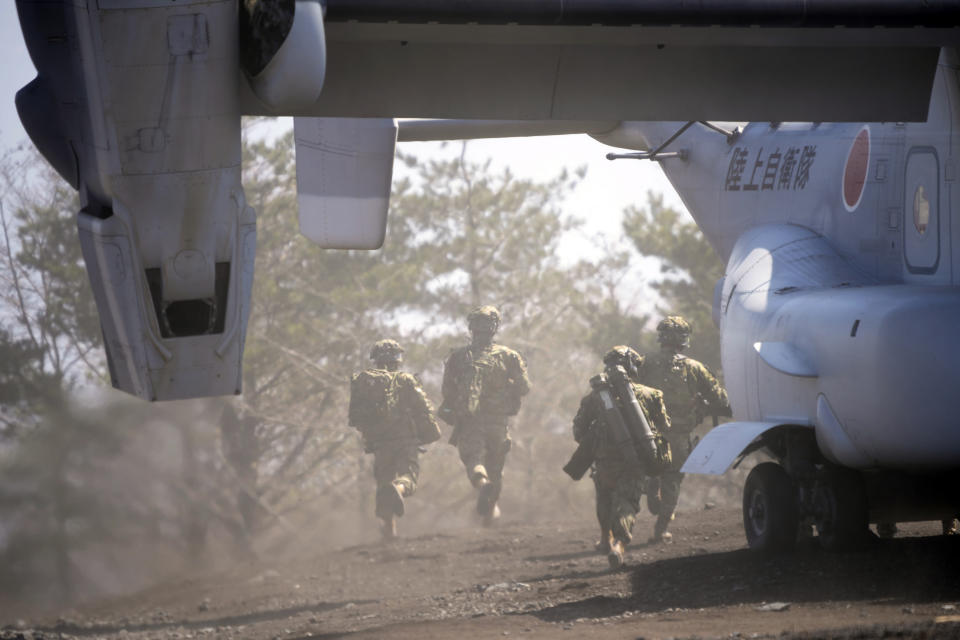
348,369,400,431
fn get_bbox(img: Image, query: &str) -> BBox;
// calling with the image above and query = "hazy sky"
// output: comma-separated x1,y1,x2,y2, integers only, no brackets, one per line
0,4,688,255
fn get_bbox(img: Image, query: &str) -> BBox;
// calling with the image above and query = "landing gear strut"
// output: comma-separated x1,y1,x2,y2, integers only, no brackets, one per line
811,468,870,550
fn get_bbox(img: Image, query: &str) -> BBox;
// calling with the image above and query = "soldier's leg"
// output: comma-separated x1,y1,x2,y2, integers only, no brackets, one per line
393,444,421,499
593,469,614,553
457,427,489,488
373,449,407,524
372,450,394,519
478,423,510,520
653,433,691,541
482,425,511,500
653,469,683,541
609,473,643,546
607,473,643,569
645,476,661,515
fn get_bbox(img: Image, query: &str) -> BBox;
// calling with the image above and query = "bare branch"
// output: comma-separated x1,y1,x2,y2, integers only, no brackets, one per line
0,202,40,352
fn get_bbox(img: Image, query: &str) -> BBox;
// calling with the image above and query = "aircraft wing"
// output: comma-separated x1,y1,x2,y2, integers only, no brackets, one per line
240,0,960,123
14,0,960,401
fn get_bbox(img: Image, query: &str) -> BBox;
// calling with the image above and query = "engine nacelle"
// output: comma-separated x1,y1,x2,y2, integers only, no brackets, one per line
78,195,256,401
17,0,257,400
243,0,326,111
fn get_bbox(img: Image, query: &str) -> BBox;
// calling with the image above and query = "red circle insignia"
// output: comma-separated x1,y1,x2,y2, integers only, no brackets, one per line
843,127,870,212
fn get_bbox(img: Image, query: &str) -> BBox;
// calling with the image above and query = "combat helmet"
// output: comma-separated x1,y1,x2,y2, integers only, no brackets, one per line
657,315,691,350
603,345,642,380
369,339,404,364
467,305,501,333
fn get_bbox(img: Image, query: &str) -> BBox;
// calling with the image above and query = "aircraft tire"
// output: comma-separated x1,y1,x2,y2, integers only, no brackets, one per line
813,468,869,551
742,462,799,553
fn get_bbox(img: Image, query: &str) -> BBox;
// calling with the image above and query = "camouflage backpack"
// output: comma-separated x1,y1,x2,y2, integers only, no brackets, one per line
348,369,400,430
443,345,523,418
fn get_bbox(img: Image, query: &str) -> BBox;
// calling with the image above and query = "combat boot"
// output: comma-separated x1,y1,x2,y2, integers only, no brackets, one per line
482,503,501,527
607,532,625,569
649,516,673,544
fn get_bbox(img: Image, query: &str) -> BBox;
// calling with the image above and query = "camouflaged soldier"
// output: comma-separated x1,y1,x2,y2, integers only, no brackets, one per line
440,306,530,526
572,346,671,569
638,316,730,543
349,339,441,541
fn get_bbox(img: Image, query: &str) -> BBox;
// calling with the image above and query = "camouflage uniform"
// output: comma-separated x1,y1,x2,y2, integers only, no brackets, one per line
637,317,730,542
572,346,671,567
349,340,440,540
440,306,530,524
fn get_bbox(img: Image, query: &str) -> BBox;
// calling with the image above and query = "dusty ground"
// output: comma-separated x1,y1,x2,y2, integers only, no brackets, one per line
4,506,960,640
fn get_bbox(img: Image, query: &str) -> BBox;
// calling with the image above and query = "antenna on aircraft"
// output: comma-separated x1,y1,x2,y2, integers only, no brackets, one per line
607,121,743,161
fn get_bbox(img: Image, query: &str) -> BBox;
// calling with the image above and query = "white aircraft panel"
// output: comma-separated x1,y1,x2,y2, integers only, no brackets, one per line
681,421,788,475
753,341,818,378
294,117,397,249
247,0,325,110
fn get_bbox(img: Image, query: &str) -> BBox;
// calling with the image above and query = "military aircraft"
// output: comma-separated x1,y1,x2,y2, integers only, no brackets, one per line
12,0,960,548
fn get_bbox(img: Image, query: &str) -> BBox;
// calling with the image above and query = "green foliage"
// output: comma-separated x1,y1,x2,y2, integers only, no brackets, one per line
570,245,654,361
622,192,724,371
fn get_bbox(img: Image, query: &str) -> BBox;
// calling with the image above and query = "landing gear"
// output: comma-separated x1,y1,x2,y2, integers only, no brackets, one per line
743,462,799,552
740,427,960,552
811,468,869,551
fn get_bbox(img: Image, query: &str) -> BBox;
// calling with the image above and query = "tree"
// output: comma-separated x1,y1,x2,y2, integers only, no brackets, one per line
622,192,725,371
0,149,111,602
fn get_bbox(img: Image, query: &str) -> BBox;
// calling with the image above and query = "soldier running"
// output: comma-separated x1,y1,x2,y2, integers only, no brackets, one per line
440,306,530,526
638,316,731,543
349,339,441,541
569,346,672,569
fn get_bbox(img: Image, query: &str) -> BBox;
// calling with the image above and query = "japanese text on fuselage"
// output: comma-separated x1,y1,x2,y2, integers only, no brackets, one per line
725,145,817,192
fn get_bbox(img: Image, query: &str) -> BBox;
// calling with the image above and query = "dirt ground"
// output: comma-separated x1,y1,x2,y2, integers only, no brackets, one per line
5,505,960,640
